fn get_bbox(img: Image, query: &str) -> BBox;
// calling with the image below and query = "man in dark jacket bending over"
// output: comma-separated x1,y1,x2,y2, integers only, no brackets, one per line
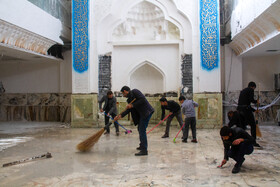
227,110,246,130
114,86,154,156
99,91,119,135
219,126,254,174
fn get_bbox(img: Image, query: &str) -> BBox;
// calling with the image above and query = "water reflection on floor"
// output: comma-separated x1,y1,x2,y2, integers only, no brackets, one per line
0,122,280,187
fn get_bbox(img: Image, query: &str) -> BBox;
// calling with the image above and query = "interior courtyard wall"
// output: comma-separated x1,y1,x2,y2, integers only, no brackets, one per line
111,44,179,93
0,62,60,93
242,55,280,91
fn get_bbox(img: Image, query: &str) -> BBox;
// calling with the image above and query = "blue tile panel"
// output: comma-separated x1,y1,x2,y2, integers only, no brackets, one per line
72,0,89,73
200,0,220,71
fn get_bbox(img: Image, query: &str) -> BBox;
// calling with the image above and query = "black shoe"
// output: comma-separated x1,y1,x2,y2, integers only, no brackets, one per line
116,132,120,136
181,136,184,139
136,146,145,150
135,150,148,156
253,143,261,147
232,165,241,174
182,139,188,143
191,139,198,143
161,134,169,138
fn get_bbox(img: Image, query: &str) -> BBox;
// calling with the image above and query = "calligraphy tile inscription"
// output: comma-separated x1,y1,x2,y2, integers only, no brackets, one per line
72,0,89,73
200,0,220,71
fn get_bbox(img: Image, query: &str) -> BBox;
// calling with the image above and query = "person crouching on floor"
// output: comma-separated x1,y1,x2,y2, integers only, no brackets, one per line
219,126,254,174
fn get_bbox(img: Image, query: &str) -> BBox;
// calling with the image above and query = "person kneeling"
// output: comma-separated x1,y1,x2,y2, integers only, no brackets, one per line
219,126,254,174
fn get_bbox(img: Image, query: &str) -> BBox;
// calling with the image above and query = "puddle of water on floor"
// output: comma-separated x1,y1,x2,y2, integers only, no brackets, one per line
0,137,33,151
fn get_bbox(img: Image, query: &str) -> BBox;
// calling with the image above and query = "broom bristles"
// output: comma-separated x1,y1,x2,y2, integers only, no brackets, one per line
76,128,105,152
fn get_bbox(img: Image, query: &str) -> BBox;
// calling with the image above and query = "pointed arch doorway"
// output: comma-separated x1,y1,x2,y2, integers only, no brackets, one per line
130,61,165,94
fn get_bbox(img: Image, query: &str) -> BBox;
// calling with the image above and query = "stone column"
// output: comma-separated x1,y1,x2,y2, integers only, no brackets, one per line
71,0,98,127
195,0,222,128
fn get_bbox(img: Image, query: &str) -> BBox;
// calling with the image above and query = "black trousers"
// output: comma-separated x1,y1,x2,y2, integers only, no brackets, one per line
104,112,119,133
182,117,196,140
228,142,254,167
238,109,256,139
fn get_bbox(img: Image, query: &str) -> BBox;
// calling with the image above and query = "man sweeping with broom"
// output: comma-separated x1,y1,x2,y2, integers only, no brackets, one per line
114,86,154,156
99,91,120,136
237,81,261,147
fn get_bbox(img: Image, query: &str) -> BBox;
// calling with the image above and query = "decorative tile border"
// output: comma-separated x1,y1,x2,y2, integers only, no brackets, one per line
72,0,89,73
200,0,220,71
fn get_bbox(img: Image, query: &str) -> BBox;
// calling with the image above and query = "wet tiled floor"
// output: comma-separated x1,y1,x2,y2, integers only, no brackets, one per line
0,122,280,186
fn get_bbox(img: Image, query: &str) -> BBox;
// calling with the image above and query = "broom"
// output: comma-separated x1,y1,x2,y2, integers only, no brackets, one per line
76,98,136,152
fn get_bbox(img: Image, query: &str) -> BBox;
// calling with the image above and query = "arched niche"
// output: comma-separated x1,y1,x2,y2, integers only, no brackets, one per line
130,61,165,94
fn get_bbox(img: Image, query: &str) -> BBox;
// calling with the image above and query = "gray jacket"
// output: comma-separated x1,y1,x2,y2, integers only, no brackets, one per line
99,95,118,115
181,100,198,118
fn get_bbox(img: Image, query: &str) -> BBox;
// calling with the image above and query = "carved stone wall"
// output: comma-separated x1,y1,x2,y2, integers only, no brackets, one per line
0,93,71,122
223,91,280,124
181,54,193,98
98,55,111,99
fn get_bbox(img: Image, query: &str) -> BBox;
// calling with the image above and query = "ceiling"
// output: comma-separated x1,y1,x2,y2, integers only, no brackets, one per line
0,44,62,63
239,33,280,57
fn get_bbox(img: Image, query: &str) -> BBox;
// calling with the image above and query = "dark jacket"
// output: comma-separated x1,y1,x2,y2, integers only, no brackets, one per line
121,89,154,125
222,127,255,160
99,95,118,115
161,100,181,120
237,87,257,112
228,111,245,129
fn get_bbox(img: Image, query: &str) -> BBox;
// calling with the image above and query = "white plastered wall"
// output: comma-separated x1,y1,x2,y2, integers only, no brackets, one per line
0,62,60,93
111,44,179,92
242,55,280,91
0,52,72,93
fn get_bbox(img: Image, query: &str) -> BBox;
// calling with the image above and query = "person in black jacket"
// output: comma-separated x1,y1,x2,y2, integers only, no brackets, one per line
219,126,254,174
114,86,154,156
227,110,246,129
160,97,184,138
237,81,260,147
99,91,119,135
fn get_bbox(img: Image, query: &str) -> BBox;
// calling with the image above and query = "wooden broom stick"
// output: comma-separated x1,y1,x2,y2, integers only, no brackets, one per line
256,83,262,137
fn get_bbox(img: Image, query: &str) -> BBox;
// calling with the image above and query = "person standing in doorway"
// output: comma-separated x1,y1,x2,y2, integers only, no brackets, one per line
160,97,184,138
237,81,260,147
114,86,154,156
99,91,119,136
179,96,198,143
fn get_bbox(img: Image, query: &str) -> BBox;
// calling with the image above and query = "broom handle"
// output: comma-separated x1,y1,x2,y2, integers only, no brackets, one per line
173,123,186,142
256,83,260,120
3,152,52,167
147,113,171,134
